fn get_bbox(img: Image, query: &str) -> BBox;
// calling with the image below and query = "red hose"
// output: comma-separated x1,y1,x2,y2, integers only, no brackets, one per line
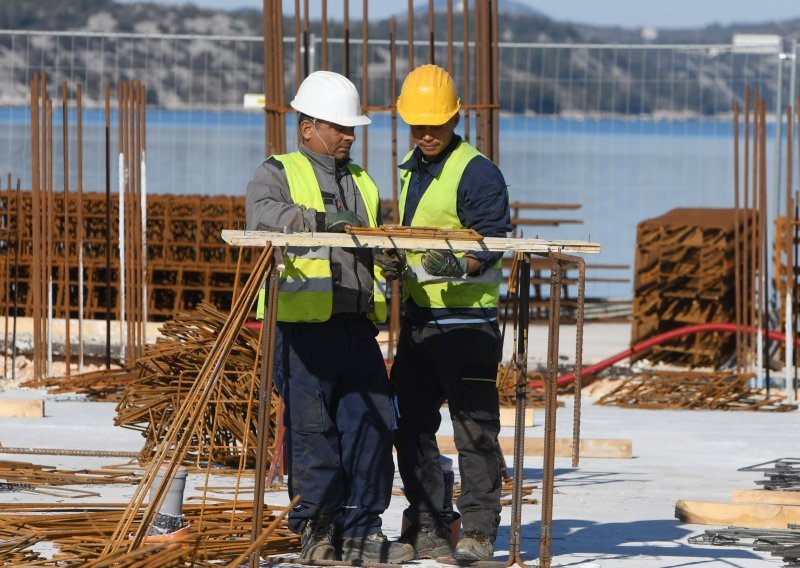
530,322,800,389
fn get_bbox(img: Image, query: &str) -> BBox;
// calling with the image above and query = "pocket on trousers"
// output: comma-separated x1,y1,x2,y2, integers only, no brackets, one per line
289,380,330,434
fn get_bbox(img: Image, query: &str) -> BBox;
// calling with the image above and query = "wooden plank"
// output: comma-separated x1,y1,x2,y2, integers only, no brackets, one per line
436,436,632,459
0,399,44,418
499,407,533,427
732,489,800,506
675,499,800,529
221,230,601,255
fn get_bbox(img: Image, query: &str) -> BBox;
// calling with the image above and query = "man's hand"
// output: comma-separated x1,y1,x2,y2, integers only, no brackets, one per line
374,249,407,281
324,210,365,233
421,249,467,278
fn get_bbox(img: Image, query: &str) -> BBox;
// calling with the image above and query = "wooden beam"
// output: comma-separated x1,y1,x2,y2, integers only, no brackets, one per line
733,489,800,506
221,230,601,255
436,436,632,459
675,499,800,529
499,407,533,427
0,399,44,418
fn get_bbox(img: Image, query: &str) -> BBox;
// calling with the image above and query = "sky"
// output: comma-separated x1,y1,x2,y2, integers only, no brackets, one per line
120,0,800,29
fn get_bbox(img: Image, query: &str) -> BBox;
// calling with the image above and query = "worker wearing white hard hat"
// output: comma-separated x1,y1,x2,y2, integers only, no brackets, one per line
245,71,413,564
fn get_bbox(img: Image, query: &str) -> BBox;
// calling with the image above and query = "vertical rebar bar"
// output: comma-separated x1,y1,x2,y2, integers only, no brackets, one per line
343,0,350,77
104,84,112,369
462,0,470,142
428,0,434,64
11,178,19,383
77,83,84,372
539,258,562,568
321,0,328,70
733,100,743,379
506,252,529,567
61,82,71,377
361,0,368,170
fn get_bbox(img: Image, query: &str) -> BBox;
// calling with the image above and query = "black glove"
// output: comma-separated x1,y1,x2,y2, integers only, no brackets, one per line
374,249,407,281
319,210,365,233
421,249,467,278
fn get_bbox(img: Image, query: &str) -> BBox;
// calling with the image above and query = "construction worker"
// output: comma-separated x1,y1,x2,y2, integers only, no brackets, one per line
245,71,414,564
375,64,512,561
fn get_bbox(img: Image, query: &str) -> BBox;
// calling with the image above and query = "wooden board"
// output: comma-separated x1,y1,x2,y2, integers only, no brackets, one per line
499,407,534,427
732,489,800,506
436,436,632,459
675,499,800,529
0,399,44,418
221,230,601,255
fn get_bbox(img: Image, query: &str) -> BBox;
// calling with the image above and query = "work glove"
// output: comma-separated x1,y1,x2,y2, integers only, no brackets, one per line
374,249,407,281
322,210,365,233
421,249,468,278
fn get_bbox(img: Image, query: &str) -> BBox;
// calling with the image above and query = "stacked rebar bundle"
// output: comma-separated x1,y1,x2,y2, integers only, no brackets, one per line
740,458,800,490
631,208,753,367
595,370,794,411
0,499,299,566
689,526,800,567
115,303,278,467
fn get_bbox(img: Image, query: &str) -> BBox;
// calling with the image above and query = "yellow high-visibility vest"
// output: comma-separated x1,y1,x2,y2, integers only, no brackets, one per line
399,142,502,309
257,152,387,322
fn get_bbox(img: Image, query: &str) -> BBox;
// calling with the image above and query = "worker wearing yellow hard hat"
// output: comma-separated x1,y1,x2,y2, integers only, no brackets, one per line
375,64,512,562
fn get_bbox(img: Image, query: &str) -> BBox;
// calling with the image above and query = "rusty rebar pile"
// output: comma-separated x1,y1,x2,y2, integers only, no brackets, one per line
115,302,277,468
631,208,754,368
0,499,298,566
595,370,794,411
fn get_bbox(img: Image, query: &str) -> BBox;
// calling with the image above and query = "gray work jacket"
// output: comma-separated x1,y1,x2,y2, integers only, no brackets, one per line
245,144,379,316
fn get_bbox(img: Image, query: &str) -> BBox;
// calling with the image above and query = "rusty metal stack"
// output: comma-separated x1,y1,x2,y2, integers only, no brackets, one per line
1,192,253,322
631,208,753,367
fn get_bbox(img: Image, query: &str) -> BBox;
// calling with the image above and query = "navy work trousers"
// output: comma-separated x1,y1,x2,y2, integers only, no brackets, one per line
391,320,503,538
274,315,394,537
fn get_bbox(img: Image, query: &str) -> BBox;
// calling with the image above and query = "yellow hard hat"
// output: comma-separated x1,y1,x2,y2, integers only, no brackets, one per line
397,64,461,126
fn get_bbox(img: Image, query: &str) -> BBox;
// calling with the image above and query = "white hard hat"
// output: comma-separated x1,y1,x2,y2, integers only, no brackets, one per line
290,71,371,127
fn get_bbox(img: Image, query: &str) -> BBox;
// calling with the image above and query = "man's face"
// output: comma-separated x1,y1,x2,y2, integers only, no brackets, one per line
410,114,459,159
300,118,356,160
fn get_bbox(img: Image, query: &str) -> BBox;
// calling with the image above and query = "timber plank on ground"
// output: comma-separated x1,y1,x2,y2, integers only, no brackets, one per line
675,499,800,528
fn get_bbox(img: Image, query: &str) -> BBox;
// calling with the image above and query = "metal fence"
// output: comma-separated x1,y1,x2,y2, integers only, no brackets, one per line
1,30,799,299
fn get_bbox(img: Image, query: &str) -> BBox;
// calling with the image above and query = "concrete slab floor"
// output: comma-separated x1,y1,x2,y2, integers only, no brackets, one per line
0,394,793,566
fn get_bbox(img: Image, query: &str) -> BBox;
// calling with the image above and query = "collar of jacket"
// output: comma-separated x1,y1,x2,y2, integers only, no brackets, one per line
398,134,462,178
299,143,353,177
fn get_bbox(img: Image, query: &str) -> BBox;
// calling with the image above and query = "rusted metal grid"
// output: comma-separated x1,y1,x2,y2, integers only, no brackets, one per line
595,370,795,411
631,208,755,368
0,191,254,322
0,500,298,566
115,302,277,468
20,367,138,402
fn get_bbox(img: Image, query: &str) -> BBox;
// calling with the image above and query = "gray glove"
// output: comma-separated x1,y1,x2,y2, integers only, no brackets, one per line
319,210,365,233
421,249,467,278
374,249,407,281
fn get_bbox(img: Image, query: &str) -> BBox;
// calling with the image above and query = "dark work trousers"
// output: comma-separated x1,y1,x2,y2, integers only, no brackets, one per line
273,315,395,537
392,320,503,539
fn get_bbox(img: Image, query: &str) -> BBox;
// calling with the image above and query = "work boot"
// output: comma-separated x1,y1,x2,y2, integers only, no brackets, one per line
300,518,337,561
398,522,452,559
340,532,415,564
453,530,494,561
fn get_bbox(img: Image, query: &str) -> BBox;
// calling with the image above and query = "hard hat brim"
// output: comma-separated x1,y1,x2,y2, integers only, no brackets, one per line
397,106,460,126
291,100,372,127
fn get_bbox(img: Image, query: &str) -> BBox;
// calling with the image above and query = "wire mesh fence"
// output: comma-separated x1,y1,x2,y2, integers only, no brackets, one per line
1,30,798,298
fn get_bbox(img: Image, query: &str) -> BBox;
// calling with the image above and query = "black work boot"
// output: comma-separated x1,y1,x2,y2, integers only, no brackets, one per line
453,530,494,561
300,517,337,560
398,522,452,559
340,532,416,564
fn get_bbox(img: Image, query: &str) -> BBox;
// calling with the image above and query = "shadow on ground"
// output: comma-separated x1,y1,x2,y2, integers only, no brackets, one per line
491,518,763,566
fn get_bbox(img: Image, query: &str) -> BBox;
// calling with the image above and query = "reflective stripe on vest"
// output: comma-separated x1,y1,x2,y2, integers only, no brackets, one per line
399,141,501,309
258,152,386,323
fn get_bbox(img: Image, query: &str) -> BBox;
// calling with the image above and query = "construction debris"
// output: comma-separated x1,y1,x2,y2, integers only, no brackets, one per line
595,369,795,411
740,458,800,491
689,526,800,568
0,499,299,566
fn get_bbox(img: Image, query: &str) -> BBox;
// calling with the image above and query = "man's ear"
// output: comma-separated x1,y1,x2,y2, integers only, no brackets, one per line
298,119,315,142
451,113,460,129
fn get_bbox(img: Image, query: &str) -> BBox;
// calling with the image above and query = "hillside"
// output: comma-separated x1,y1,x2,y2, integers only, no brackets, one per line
1,0,798,114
